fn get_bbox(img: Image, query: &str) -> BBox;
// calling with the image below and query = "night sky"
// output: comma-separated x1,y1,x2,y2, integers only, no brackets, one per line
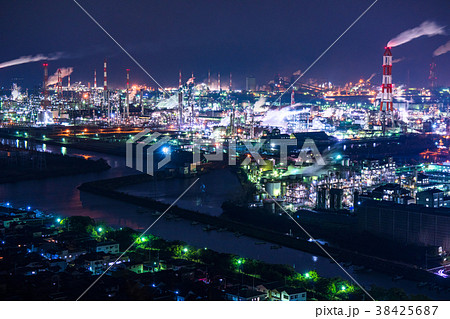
1,0,450,89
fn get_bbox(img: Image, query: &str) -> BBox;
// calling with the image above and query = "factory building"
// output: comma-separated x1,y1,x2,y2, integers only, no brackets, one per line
357,199,450,251
416,188,444,208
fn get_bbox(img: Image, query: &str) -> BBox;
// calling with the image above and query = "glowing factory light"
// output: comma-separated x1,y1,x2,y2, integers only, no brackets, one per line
162,147,170,154
98,227,103,232
56,218,61,223
341,285,346,291
183,247,188,253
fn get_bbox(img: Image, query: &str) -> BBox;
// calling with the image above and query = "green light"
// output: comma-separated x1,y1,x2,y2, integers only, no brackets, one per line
341,286,346,291
141,237,147,242
183,247,188,253
304,273,310,278
56,218,61,223
98,227,103,232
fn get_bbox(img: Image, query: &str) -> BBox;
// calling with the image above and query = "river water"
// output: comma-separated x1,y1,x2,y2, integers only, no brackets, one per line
0,138,448,300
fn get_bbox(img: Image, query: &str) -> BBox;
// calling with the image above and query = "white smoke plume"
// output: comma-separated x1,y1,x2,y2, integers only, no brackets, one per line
387,21,446,47
261,105,308,130
434,40,450,57
293,69,302,76
392,57,404,64
0,52,64,69
47,67,73,86
367,73,376,82
253,97,267,113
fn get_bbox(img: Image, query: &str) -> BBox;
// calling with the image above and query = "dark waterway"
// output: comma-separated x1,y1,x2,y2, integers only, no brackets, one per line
0,137,448,299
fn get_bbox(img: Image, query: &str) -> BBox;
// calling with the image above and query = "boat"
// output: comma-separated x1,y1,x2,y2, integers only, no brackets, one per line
270,245,282,249
152,211,162,216
191,221,199,225
254,241,266,245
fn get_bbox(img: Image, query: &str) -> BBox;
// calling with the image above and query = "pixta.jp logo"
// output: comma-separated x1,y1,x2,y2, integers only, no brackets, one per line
126,129,171,176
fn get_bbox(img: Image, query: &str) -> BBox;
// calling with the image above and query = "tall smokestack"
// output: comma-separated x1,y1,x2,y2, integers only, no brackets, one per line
429,59,437,89
178,91,183,130
179,70,182,88
208,69,211,89
218,72,221,91
57,68,62,98
291,90,295,105
94,69,97,89
103,59,107,94
126,68,130,118
67,75,70,88
380,47,393,112
42,63,49,109
229,72,232,91
104,58,109,123
140,88,144,115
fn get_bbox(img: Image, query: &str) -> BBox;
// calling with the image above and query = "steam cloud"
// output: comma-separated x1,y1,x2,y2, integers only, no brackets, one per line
392,57,404,64
0,52,64,69
253,97,267,113
433,40,450,57
387,21,446,47
47,67,73,86
261,105,308,131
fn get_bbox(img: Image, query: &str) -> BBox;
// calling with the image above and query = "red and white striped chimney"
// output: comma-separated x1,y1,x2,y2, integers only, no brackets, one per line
380,47,393,112
103,59,107,92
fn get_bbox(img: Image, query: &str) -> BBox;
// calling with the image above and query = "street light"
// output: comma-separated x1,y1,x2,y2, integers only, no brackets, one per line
98,227,103,232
